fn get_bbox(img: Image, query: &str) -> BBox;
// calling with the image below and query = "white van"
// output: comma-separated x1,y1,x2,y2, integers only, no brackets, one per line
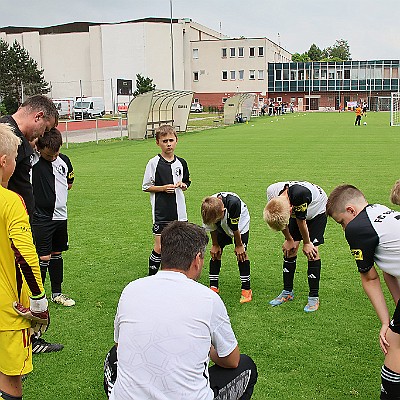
73,97,105,119
52,98,74,119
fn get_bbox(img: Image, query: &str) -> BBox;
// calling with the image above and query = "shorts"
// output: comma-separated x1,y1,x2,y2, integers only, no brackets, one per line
389,300,400,334
381,365,400,399
31,218,69,256
0,328,32,376
288,212,327,245
152,221,187,235
216,230,249,251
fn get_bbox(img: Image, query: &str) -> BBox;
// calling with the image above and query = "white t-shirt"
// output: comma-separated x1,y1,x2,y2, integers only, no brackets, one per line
110,271,238,400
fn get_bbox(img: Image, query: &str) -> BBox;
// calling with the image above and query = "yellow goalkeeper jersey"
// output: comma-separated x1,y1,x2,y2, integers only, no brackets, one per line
0,186,44,331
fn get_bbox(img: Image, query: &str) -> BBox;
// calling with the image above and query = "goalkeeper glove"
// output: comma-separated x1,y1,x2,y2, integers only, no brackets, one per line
13,295,50,336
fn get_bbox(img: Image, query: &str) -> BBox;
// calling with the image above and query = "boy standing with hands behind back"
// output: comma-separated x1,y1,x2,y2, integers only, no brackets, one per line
142,125,191,275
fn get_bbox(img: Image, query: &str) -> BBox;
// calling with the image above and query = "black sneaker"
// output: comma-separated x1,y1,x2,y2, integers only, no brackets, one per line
32,337,64,354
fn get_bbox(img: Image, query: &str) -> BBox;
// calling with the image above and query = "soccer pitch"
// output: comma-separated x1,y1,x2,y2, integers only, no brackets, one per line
26,111,400,399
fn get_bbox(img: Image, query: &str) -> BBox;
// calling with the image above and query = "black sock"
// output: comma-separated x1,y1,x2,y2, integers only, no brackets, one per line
209,259,221,288
39,259,49,285
49,254,63,295
283,256,297,292
238,260,251,290
149,250,161,276
308,259,321,297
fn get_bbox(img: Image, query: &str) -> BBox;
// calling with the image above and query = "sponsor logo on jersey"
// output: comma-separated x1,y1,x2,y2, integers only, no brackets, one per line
351,249,363,260
56,164,66,176
293,203,308,213
174,167,182,177
230,217,240,225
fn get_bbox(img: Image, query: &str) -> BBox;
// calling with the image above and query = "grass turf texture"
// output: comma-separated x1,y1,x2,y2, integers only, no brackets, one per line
25,111,400,399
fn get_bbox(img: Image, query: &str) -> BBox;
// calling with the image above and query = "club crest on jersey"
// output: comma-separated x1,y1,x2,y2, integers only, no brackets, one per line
56,165,66,176
351,249,363,260
174,167,182,177
293,203,308,213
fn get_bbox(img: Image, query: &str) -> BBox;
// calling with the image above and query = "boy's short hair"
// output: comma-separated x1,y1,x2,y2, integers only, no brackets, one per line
0,123,21,157
155,125,177,141
201,196,223,225
263,197,291,231
36,127,62,152
326,184,366,216
390,180,400,205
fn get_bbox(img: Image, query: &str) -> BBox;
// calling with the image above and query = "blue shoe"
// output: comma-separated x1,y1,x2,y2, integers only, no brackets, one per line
304,296,319,312
269,290,294,306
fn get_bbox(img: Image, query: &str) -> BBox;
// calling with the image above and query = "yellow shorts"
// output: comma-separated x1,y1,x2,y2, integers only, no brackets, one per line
0,328,32,376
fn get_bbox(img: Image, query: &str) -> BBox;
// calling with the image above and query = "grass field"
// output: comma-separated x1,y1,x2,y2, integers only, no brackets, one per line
25,111,400,399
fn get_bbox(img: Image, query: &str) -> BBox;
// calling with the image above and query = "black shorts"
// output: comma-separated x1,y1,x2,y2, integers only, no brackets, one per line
31,218,69,256
216,230,249,251
381,365,400,399
389,300,400,334
288,212,327,245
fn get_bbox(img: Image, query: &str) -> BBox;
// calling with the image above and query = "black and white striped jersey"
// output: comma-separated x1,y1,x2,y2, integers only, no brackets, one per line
142,154,190,224
267,181,327,220
345,204,400,277
204,192,250,236
32,153,74,220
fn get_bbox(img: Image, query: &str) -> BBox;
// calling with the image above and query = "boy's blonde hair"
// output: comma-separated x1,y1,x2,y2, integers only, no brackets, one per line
201,196,223,225
0,123,21,157
390,180,400,206
155,125,177,141
263,196,291,231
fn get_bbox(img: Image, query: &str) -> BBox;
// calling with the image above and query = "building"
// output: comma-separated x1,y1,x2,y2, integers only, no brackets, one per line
267,60,400,111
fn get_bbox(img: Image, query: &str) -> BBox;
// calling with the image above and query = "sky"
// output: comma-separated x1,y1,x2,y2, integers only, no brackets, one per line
0,0,398,61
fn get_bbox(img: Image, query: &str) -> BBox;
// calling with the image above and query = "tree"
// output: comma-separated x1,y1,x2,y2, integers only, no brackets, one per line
327,39,351,61
0,39,49,113
291,52,310,62
133,74,156,96
307,44,323,61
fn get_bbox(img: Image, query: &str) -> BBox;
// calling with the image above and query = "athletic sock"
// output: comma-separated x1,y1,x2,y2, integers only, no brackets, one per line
307,259,321,297
48,254,63,294
283,256,297,292
238,260,251,290
209,259,221,288
39,259,50,285
148,250,161,276
0,390,22,400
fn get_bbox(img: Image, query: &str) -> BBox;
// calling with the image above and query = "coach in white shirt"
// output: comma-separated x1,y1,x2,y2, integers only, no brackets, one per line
108,221,257,400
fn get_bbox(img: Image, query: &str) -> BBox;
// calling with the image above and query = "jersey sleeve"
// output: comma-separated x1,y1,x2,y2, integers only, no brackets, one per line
345,213,378,273
225,195,241,232
179,157,191,188
60,153,74,185
289,185,312,220
142,159,155,191
8,195,44,297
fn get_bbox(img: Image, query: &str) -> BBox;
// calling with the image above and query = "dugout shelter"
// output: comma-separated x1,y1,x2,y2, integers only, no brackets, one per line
127,90,193,139
223,93,256,125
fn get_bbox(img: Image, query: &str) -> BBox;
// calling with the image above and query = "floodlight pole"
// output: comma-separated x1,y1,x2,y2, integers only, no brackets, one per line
170,0,175,90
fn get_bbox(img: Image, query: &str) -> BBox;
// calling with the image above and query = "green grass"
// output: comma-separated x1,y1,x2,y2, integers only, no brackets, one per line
25,111,400,399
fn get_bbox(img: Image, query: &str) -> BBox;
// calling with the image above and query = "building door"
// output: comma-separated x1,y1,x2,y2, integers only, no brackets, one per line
310,98,319,110
298,98,304,111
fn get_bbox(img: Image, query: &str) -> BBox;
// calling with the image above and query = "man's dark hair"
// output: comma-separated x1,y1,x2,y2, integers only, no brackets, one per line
161,221,209,271
37,127,62,152
21,95,59,125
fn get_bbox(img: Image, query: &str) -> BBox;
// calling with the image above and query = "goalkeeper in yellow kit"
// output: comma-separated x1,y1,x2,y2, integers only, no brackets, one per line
0,123,49,400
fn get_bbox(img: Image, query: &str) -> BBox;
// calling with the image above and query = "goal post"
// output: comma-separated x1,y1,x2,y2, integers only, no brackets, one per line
390,92,400,126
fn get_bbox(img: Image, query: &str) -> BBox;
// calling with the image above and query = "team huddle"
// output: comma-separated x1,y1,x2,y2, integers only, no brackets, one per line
1,97,400,400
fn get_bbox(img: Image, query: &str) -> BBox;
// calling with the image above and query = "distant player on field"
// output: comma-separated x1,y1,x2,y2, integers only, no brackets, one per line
355,104,363,126
0,123,49,400
31,128,75,307
142,125,191,275
201,192,252,304
264,181,327,312
327,185,400,399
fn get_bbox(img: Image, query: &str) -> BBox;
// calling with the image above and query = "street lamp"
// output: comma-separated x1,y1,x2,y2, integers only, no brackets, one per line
170,0,175,90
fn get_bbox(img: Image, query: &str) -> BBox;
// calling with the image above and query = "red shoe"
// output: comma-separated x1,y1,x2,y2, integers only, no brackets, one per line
240,289,252,304
210,286,219,294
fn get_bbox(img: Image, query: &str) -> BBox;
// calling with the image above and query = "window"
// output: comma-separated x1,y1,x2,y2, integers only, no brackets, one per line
230,47,236,57
222,71,228,80
239,70,244,80
238,47,244,57
328,69,335,79
258,47,264,56
249,70,255,80
193,71,199,81
230,70,236,80
298,70,304,80
321,69,327,79
249,47,255,57
258,70,264,80
290,70,296,80
222,48,227,58
344,69,350,79
192,48,199,59
275,70,282,80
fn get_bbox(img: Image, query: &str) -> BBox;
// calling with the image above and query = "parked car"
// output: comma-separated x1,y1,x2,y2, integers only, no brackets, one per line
190,103,203,113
